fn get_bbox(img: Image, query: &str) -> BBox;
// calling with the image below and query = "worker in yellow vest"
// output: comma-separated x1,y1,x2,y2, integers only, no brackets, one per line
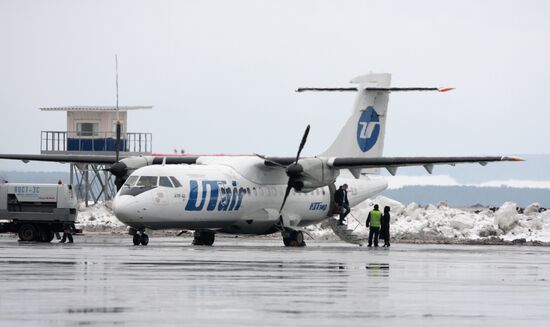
366,204,382,247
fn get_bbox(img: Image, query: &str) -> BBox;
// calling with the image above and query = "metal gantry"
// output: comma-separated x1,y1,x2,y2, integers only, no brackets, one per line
70,163,118,206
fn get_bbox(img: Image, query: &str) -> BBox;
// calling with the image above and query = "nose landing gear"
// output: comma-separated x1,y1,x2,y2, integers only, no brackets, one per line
131,228,149,246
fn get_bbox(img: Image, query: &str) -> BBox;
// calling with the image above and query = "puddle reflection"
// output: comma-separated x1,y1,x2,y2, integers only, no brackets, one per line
365,263,390,277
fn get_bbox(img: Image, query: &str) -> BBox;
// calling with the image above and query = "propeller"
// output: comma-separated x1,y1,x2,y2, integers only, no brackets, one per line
109,161,127,190
277,125,310,230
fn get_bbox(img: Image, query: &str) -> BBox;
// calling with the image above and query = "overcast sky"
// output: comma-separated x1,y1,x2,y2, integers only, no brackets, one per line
1,0,549,171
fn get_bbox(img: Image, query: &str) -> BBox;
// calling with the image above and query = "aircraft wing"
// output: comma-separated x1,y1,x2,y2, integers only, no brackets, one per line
0,153,121,164
265,155,524,175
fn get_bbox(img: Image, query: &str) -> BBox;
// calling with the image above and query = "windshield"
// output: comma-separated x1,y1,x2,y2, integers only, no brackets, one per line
123,175,139,187
136,176,158,187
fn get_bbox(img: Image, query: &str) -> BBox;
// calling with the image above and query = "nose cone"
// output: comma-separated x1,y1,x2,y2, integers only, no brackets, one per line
112,195,138,225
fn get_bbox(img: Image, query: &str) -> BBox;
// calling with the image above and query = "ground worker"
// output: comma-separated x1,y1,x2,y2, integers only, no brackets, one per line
59,226,73,243
334,184,350,225
380,206,391,247
366,204,381,247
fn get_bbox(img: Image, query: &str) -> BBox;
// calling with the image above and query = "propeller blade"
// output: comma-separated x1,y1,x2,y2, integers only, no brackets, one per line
294,125,310,163
278,180,293,217
115,121,121,163
109,161,128,191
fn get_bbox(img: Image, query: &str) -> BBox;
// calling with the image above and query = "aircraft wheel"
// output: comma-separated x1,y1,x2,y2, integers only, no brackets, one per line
283,230,306,247
140,233,149,246
283,236,292,246
193,231,215,246
199,232,215,246
18,224,38,242
133,234,141,246
295,231,304,244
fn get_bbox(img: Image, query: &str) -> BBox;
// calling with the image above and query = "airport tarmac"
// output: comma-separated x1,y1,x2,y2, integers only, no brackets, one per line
0,235,549,326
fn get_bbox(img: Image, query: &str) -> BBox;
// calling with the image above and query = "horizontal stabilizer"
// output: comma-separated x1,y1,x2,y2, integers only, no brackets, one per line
296,87,454,93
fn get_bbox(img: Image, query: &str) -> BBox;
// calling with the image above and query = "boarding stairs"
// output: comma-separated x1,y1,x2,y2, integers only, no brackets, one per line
328,214,366,246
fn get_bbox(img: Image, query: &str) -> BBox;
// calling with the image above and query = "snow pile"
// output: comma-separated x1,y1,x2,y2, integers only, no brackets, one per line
76,202,126,232
309,196,550,243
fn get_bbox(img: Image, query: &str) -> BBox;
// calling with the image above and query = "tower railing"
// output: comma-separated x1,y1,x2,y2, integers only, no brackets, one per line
40,131,152,154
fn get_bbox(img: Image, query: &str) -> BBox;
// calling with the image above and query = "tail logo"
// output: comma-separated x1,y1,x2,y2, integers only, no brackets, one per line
356,106,380,152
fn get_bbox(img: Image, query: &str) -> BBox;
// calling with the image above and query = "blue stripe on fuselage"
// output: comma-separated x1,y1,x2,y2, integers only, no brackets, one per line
185,180,246,212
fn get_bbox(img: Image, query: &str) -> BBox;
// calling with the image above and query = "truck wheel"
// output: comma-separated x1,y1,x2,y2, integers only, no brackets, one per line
18,224,38,242
133,234,141,246
40,229,55,243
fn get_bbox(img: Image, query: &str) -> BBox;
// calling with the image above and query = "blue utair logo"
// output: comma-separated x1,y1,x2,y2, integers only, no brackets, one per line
185,180,246,212
309,202,327,211
356,106,380,152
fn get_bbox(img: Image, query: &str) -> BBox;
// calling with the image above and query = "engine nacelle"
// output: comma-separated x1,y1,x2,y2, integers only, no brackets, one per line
289,158,339,192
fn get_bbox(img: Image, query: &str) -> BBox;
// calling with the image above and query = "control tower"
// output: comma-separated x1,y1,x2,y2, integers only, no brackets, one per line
40,106,152,205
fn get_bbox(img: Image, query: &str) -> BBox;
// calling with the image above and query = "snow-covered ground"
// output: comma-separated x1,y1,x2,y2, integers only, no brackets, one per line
76,202,126,232
76,197,550,243
308,196,550,243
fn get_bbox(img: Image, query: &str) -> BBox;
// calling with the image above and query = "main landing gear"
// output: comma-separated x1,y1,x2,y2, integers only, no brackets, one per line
131,229,149,246
282,229,306,247
192,230,215,246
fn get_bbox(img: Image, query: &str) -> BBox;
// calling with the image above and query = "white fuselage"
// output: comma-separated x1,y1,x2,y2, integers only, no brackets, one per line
112,156,388,235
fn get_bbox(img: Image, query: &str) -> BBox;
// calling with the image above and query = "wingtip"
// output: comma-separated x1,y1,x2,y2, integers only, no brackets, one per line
503,156,525,162
438,87,455,92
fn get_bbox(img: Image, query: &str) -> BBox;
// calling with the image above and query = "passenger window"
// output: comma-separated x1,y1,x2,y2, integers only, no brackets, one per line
124,175,139,187
159,176,173,188
226,188,232,196
169,176,182,188
136,176,158,187
246,187,251,195
253,187,257,196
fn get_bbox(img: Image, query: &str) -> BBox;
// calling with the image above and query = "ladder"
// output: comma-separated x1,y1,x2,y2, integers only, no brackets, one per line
328,217,366,246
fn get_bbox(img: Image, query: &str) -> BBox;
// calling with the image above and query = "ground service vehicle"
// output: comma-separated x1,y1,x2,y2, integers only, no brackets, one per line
0,182,78,242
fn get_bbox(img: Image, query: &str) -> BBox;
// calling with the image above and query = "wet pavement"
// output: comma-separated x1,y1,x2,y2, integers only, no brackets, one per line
1,235,550,326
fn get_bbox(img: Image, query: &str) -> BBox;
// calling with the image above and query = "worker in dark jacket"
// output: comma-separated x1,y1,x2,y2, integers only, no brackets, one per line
366,204,381,247
334,184,350,225
380,206,391,247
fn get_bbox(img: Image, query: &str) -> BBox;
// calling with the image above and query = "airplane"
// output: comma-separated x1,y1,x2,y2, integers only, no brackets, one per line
0,73,523,247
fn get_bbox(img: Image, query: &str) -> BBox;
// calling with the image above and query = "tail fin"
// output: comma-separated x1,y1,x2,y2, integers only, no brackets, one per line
319,73,392,158
296,73,452,176
295,73,451,159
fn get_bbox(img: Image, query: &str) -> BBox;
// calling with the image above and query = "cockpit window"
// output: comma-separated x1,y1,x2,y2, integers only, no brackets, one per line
169,176,182,188
159,176,173,188
124,175,139,187
136,176,158,187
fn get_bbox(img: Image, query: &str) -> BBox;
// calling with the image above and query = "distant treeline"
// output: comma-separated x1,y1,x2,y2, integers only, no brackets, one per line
382,186,550,208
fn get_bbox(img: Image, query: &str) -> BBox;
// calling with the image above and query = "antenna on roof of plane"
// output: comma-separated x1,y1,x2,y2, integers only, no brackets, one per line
114,54,121,163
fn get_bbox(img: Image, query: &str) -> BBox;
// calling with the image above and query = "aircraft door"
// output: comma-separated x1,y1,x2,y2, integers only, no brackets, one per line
326,183,337,217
